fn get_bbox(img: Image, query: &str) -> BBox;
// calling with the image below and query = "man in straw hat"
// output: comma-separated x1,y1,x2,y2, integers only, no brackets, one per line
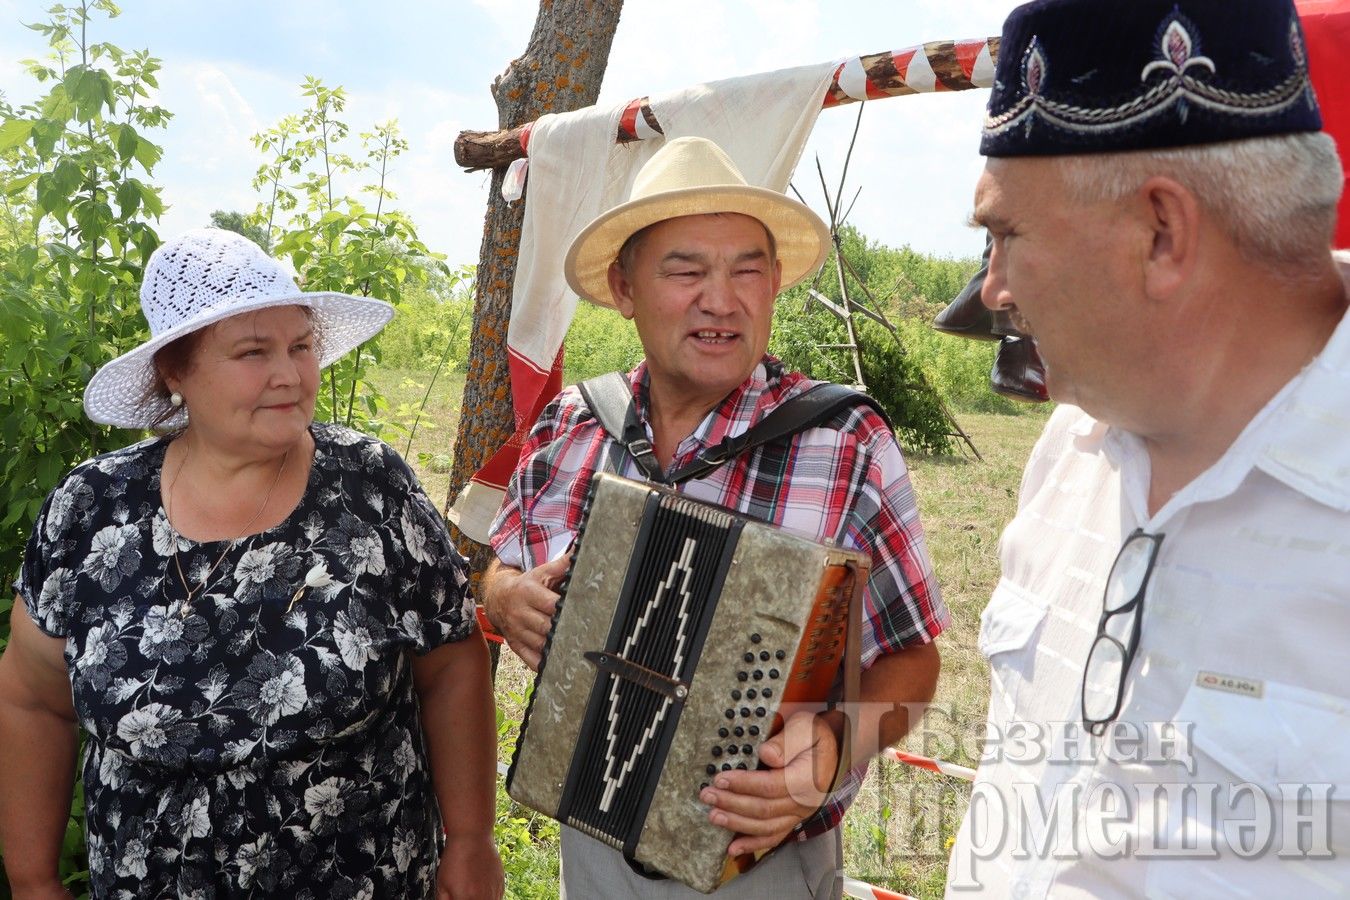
484,136,948,897
948,0,1350,894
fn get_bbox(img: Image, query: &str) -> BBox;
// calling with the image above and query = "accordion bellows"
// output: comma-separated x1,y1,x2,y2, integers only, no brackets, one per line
507,473,868,893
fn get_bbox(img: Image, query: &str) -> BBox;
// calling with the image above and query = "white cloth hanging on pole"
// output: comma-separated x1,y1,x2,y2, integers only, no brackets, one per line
450,61,838,542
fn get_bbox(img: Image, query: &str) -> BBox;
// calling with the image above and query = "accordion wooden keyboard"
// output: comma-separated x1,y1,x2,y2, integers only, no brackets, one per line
507,472,869,893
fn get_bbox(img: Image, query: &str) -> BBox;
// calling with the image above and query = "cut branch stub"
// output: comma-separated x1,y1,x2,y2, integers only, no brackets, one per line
453,37,1000,171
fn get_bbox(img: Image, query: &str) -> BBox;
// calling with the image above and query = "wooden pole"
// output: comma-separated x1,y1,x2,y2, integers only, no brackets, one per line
453,37,1001,171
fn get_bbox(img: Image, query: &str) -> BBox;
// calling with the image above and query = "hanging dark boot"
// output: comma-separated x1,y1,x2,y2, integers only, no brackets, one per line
932,233,1000,341
991,336,1049,402
935,231,1050,403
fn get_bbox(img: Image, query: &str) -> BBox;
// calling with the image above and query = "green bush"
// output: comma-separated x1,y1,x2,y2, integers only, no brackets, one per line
769,299,955,455
855,321,956,456
893,320,1022,415
375,272,475,372
562,300,645,383
0,3,173,891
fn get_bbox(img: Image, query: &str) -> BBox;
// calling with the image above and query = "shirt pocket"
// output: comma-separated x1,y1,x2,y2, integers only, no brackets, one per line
978,578,1049,659
1178,679,1350,787
1144,679,1350,896
977,579,1050,715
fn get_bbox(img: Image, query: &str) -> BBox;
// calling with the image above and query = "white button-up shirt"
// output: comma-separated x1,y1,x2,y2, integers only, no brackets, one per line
947,298,1350,896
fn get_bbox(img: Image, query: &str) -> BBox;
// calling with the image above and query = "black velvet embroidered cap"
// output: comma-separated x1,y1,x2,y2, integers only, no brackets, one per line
981,0,1324,157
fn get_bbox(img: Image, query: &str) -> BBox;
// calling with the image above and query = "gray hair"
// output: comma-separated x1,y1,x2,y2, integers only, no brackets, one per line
1057,132,1343,274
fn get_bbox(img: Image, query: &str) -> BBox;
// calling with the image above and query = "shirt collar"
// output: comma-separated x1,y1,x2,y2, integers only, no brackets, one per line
1255,304,1350,511
630,356,784,452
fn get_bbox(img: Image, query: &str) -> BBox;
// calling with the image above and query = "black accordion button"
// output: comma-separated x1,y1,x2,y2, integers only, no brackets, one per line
768,669,781,680
706,765,717,775
718,727,730,738
731,689,742,701
740,707,751,718
752,670,764,681
712,746,723,757
745,689,757,699
736,763,748,770
724,709,736,720
727,745,739,755
775,649,787,660
743,652,755,664
761,688,772,698
722,763,733,772
750,633,762,644
755,707,767,717
733,726,745,737
749,725,761,736
742,744,753,755
737,672,749,682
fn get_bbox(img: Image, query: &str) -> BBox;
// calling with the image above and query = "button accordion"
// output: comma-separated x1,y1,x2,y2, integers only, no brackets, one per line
506,472,869,893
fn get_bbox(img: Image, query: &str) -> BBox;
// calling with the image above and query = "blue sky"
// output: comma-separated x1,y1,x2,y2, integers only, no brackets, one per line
0,0,1023,269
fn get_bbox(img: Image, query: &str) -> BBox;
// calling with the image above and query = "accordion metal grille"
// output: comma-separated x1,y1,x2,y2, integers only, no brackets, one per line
564,493,737,847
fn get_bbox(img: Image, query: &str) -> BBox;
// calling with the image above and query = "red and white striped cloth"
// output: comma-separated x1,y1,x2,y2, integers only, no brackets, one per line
843,878,920,900
824,39,996,106
883,748,976,782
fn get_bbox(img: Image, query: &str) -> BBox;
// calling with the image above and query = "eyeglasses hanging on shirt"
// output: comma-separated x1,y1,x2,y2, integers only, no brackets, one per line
1081,529,1166,736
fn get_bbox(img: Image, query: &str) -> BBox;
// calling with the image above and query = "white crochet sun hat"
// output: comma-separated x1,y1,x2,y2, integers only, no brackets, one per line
84,227,394,430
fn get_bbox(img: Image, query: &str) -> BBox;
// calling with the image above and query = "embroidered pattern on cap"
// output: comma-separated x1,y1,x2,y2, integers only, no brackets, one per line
985,12,1316,139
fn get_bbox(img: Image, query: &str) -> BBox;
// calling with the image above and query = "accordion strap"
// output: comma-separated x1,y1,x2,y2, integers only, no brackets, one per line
577,371,893,485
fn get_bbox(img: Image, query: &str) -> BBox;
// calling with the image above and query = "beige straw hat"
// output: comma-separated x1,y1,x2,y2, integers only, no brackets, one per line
564,136,831,309
84,228,394,430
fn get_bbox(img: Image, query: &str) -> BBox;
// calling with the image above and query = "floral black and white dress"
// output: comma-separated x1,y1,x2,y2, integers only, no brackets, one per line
15,423,476,898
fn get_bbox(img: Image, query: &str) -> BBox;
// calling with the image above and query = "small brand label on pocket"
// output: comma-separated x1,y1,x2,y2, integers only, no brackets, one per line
1195,670,1264,699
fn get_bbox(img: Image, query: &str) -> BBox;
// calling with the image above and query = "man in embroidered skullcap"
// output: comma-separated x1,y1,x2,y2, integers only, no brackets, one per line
949,0,1349,895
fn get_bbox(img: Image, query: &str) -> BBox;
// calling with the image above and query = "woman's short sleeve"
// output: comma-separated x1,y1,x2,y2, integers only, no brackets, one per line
380,444,476,652
13,479,79,638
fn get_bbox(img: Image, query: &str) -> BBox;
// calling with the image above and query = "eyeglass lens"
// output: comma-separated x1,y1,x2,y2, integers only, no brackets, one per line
1082,638,1126,721
1103,536,1155,612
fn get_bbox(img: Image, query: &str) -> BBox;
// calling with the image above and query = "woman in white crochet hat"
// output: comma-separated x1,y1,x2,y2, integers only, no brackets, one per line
0,228,503,899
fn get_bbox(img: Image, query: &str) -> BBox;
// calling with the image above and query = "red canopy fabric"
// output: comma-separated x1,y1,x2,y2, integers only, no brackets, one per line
1298,0,1350,249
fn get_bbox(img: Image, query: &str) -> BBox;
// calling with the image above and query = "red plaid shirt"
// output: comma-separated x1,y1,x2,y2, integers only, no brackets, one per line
490,357,948,838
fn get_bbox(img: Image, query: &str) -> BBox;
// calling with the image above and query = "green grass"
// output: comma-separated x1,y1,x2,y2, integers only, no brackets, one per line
368,364,1052,898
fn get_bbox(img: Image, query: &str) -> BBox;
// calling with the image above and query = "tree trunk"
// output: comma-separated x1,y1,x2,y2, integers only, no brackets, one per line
446,0,626,580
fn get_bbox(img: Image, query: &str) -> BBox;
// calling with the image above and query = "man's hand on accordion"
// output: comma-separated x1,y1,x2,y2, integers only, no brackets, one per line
481,557,570,671
698,709,839,855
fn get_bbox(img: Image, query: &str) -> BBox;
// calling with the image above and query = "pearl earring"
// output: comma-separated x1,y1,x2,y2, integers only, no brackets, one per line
170,391,184,408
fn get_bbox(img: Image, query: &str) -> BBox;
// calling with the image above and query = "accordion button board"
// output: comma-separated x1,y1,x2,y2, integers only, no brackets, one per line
507,473,869,893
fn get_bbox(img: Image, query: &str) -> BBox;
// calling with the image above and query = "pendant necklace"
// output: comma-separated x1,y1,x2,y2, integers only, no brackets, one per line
164,443,290,618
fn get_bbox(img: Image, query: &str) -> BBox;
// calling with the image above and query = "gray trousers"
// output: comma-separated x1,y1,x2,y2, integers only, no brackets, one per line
559,826,844,900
